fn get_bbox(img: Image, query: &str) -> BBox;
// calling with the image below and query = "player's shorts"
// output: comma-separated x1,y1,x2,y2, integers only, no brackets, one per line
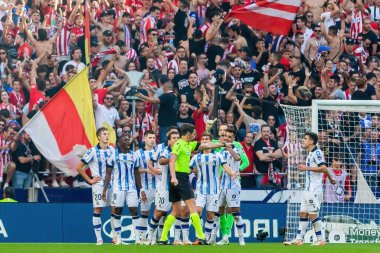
196,193,219,213
92,183,112,208
111,188,139,208
300,191,322,214
140,189,156,212
169,172,194,203
219,188,241,208
155,190,171,212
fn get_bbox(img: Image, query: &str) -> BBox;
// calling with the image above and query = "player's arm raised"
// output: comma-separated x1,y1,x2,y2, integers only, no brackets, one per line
225,143,241,161
198,141,225,150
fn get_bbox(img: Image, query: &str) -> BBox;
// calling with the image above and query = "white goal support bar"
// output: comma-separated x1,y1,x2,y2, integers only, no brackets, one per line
311,100,380,132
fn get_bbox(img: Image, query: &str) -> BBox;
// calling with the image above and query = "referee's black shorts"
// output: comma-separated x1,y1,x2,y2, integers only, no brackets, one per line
169,172,194,203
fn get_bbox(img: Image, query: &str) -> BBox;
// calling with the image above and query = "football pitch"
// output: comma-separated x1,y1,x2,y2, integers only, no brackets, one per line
0,243,379,253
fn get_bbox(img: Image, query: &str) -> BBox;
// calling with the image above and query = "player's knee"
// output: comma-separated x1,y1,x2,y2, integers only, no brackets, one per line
206,212,215,221
129,207,138,216
114,207,123,215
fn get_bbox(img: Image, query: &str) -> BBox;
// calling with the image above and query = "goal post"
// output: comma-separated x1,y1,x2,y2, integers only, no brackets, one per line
282,100,380,244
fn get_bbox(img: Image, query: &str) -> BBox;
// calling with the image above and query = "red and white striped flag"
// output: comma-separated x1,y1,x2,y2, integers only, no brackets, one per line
225,0,301,35
91,48,118,67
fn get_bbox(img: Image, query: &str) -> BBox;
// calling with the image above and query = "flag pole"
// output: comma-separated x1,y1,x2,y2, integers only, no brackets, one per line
84,1,91,66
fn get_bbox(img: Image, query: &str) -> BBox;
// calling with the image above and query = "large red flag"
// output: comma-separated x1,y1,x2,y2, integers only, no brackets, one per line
225,0,301,35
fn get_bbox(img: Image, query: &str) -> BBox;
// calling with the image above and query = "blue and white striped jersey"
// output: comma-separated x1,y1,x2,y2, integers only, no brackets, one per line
190,152,226,195
158,147,171,191
106,149,139,191
81,144,114,187
305,146,326,192
220,147,242,189
136,148,157,190
151,143,166,163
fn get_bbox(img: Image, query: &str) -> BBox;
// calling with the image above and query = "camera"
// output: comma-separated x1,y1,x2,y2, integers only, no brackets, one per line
130,86,139,96
256,230,269,242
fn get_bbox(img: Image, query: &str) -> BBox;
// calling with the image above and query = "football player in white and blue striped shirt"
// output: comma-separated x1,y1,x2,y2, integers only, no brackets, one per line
103,134,142,245
76,127,115,245
146,131,180,245
190,132,236,243
135,130,158,242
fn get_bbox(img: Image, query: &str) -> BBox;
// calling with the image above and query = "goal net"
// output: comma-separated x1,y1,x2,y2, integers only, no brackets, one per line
282,100,380,244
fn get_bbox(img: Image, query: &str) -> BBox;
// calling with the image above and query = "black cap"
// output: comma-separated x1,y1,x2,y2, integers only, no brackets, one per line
214,69,225,77
107,9,116,18
346,37,356,45
239,47,251,54
91,41,98,47
103,30,113,37
100,11,108,18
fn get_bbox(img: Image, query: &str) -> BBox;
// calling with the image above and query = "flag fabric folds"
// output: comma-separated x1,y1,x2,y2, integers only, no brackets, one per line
23,67,98,176
225,0,301,35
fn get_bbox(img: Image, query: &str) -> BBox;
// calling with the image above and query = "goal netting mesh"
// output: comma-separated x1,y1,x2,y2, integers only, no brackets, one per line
282,101,380,244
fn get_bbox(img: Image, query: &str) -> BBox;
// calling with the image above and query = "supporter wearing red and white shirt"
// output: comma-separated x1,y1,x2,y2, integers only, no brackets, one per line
9,80,26,117
349,0,369,39
168,46,186,74
134,101,155,143
0,127,15,183
344,79,357,100
28,9,42,34
0,91,17,119
140,6,160,43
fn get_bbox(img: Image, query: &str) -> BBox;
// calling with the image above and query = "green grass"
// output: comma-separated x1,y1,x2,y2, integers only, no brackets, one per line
0,243,379,253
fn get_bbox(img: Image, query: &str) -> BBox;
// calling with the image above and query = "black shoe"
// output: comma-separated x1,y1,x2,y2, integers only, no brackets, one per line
197,239,209,245
157,240,170,245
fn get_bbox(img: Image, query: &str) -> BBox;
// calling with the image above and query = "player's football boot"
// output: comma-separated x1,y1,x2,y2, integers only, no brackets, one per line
216,238,229,245
157,240,171,245
198,238,209,245
96,240,103,246
283,239,303,246
173,240,184,245
311,240,326,246
183,239,193,245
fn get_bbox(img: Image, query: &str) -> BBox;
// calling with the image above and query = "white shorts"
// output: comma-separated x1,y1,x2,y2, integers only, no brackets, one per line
111,189,139,208
155,190,171,212
219,188,240,208
300,191,322,214
140,189,156,212
196,193,219,213
92,183,112,208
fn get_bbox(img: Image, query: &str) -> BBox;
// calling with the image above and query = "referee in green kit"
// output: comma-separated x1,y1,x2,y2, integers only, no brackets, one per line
158,124,231,245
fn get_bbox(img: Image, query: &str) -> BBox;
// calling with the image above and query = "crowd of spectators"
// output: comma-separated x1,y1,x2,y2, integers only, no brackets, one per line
0,0,379,198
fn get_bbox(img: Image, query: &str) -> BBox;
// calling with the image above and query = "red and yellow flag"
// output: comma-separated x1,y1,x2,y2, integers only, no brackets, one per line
23,67,97,176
